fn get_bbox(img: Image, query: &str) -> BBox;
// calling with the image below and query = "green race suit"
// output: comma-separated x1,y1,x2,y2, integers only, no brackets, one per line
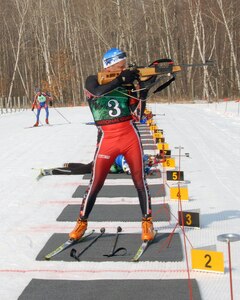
88,88,132,126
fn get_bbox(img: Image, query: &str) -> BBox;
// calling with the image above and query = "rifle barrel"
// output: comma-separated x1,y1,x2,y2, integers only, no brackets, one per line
177,62,214,68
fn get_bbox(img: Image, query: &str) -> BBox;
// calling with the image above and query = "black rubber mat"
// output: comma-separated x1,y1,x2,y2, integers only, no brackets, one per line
137,127,150,130
19,278,202,300
138,130,151,134
72,184,165,198
36,232,183,262
56,203,170,222
140,135,154,140
82,171,161,180
137,123,150,127
143,145,157,150
142,140,155,145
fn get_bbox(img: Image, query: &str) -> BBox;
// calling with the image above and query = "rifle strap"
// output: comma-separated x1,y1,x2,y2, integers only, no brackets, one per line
152,76,176,94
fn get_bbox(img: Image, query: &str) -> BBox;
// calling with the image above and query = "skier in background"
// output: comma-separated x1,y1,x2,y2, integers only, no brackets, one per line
32,88,53,127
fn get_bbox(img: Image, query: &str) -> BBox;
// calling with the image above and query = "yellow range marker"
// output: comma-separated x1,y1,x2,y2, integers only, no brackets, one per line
153,132,163,138
191,249,224,273
147,120,155,126
154,129,163,133
98,65,181,85
170,186,189,201
149,125,158,131
162,157,175,168
157,143,169,150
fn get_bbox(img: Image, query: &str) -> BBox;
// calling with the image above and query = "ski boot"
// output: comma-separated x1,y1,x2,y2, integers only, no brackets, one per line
41,169,53,176
141,216,154,241
36,168,53,181
69,218,88,240
33,121,39,127
45,118,49,124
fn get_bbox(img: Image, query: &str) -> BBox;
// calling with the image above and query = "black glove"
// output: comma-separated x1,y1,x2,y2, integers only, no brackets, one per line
31,107,34,111
117,69,140,84
49,100,53,107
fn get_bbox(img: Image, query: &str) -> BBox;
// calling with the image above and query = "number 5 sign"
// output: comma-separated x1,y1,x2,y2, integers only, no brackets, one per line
191,248,224,273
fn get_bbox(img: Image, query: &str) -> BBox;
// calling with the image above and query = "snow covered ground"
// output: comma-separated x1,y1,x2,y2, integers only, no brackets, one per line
0,101,240,299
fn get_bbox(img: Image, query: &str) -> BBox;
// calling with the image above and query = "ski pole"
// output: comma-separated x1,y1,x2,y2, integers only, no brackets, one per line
53,106,71,124
153,113,165,116
103,226,127,257
70,227,105,261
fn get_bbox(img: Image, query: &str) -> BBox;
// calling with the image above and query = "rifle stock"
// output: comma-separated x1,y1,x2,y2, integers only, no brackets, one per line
98,65,181,85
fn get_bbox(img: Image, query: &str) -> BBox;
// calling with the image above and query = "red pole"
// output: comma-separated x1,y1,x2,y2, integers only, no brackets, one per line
228,240,234,300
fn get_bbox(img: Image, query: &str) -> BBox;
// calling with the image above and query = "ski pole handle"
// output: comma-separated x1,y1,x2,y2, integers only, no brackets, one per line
103,226,127,257
110,226,122,255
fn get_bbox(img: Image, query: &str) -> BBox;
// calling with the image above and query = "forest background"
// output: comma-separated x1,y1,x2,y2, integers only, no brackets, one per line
0,0,239,106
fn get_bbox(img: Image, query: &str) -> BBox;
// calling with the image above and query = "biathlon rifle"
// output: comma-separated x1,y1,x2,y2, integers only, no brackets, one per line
98,58,214,85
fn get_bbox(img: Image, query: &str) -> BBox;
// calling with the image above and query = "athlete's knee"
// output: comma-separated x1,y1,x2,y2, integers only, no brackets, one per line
131,170,144,182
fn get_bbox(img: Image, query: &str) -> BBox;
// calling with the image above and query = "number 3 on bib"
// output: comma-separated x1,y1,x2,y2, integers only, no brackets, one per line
108,99,121,117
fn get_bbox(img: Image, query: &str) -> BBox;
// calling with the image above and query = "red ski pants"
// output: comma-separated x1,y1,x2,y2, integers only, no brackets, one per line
79,120,152,219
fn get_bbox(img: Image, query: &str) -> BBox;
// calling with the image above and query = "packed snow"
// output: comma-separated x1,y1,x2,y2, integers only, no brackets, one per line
0,100,240,299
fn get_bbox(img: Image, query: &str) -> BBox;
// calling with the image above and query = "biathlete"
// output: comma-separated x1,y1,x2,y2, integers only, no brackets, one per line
32,89,53,127
69,48,175,242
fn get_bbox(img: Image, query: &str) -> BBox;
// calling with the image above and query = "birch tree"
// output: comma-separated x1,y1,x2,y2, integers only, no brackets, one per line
6,0,29,106
215,0,240,95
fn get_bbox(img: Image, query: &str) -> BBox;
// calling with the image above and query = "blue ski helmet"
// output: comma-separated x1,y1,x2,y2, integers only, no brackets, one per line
102,48,126,68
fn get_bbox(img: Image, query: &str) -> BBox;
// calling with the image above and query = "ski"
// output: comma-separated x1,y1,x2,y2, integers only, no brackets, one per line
24,124,53,129
132,230,157,262
44,230,95,260
36,169,45,181
35,168,51,181
24,125,44,129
